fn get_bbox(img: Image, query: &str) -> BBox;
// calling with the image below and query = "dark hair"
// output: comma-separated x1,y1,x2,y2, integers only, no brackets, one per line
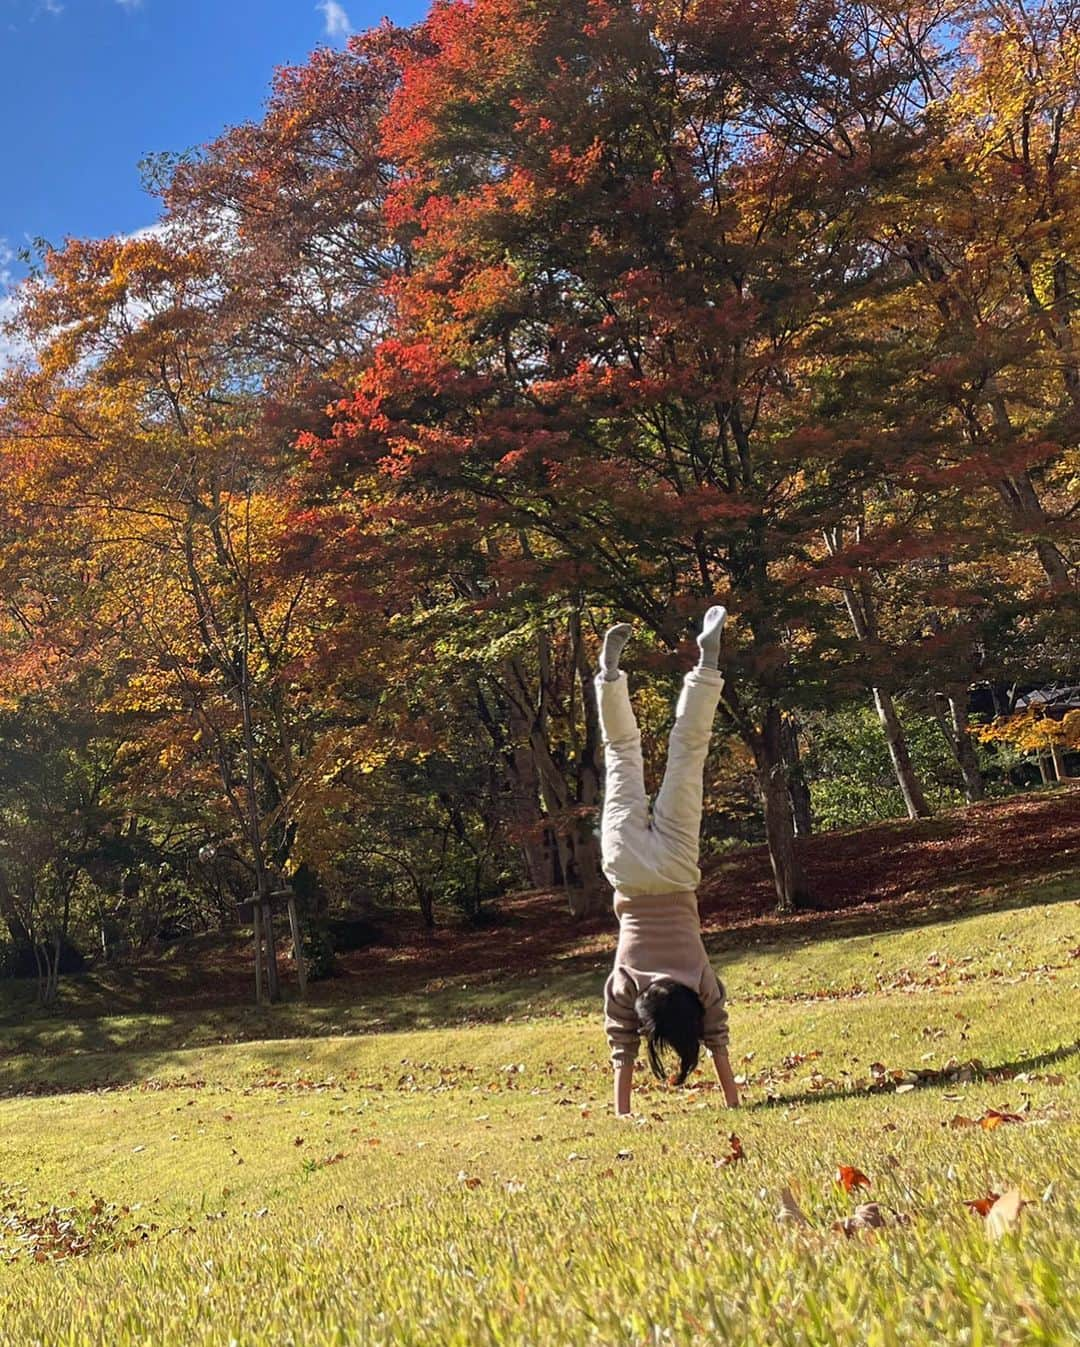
635,977,705,1087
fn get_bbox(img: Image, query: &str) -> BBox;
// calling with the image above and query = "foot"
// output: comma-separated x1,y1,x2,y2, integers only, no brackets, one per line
600,623,632,681
696,605,727,670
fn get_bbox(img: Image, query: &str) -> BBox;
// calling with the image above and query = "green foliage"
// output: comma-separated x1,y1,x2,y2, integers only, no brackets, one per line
803,704,1006,830
298,924,336,983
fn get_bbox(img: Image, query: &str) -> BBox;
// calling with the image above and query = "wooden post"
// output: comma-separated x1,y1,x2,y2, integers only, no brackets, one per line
262,900,280,1002
286,896,308,998
253,901,264,1005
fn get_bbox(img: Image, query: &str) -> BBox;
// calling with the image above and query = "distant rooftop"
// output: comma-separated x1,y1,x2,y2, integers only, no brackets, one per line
1016,684,1080,712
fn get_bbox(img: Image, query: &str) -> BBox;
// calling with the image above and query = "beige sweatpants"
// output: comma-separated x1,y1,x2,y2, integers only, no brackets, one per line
596,668,724,896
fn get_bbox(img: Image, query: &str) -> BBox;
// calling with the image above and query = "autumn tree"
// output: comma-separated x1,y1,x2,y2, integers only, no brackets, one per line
0,231,345,994
304,0,986,910
851,0,1079,597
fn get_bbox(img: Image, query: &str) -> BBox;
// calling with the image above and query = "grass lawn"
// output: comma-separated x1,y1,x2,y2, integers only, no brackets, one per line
0,874,1077,1344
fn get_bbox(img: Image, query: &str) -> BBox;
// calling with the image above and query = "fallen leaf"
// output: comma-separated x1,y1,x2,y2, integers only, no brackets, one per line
776,1186,810,1227
833,1203,888,1238
836,1165,871,1194
714,1134,745,1167
456,1171,482,1190
895,1083,916,1095
964,1192,1000,1217
980,1109,1025,1130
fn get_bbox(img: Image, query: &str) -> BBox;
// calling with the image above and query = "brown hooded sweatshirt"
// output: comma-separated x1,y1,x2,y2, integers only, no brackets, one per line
603,890,728,1068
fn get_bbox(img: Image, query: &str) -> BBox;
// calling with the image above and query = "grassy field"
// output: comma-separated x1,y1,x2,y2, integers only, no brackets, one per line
1,864,1077,1346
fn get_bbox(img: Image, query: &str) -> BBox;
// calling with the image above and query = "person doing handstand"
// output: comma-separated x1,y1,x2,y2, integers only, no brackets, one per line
597,607,739,1118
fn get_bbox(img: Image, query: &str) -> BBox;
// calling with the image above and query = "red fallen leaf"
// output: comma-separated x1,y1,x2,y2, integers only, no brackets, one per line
980,1109,1025,1130
456,1171,482,1190
714,1133,745,1167
836,1165,871,1193
964,1192,1000,1217
949,1114,977,1128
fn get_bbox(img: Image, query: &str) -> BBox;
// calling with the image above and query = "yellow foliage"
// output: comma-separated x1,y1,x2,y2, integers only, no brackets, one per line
978,708,1080,753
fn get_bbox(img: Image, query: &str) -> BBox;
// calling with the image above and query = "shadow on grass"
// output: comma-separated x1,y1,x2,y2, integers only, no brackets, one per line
703,869,1080,958
2,789,1077,1049
754,1040,1080,1112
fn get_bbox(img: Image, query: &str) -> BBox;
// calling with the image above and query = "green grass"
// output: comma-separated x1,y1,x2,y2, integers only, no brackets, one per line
1,882,1077,1345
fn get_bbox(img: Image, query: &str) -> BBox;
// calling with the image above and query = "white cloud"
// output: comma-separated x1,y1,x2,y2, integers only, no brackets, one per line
317,1,351,40
0,240,32,373
42,0,65,15
115,0,145,10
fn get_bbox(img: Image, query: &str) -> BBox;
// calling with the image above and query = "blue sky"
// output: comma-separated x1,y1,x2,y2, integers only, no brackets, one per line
0,0,425,287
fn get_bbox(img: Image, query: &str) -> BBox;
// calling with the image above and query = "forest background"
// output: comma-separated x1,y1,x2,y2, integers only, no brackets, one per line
0,0,1076,1005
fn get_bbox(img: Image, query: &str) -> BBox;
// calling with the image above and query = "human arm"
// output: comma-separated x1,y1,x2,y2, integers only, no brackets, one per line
700,966,738,1106
604,968,640,1116
613,1062,634,1117
710,1046,740,1108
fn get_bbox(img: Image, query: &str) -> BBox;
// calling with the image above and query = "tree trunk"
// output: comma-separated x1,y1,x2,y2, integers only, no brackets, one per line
780,715,813,837
472,674,555,888
998,473,1073,592
1049,742,1067,782
873,688,933,819
46,933,61,1006
563,834,605,917
566,621,607,917
931,690,985,803
35,933,61,1008
502,649,605,915
259,889,281,1003
823,532,933,821
755,706,814,912
507,729,556,887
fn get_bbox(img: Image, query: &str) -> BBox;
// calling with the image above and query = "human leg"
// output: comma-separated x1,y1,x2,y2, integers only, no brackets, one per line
650,610,727,875
599,622,632,682
596,626,651,888
596,670,649,841
696,604,727,671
